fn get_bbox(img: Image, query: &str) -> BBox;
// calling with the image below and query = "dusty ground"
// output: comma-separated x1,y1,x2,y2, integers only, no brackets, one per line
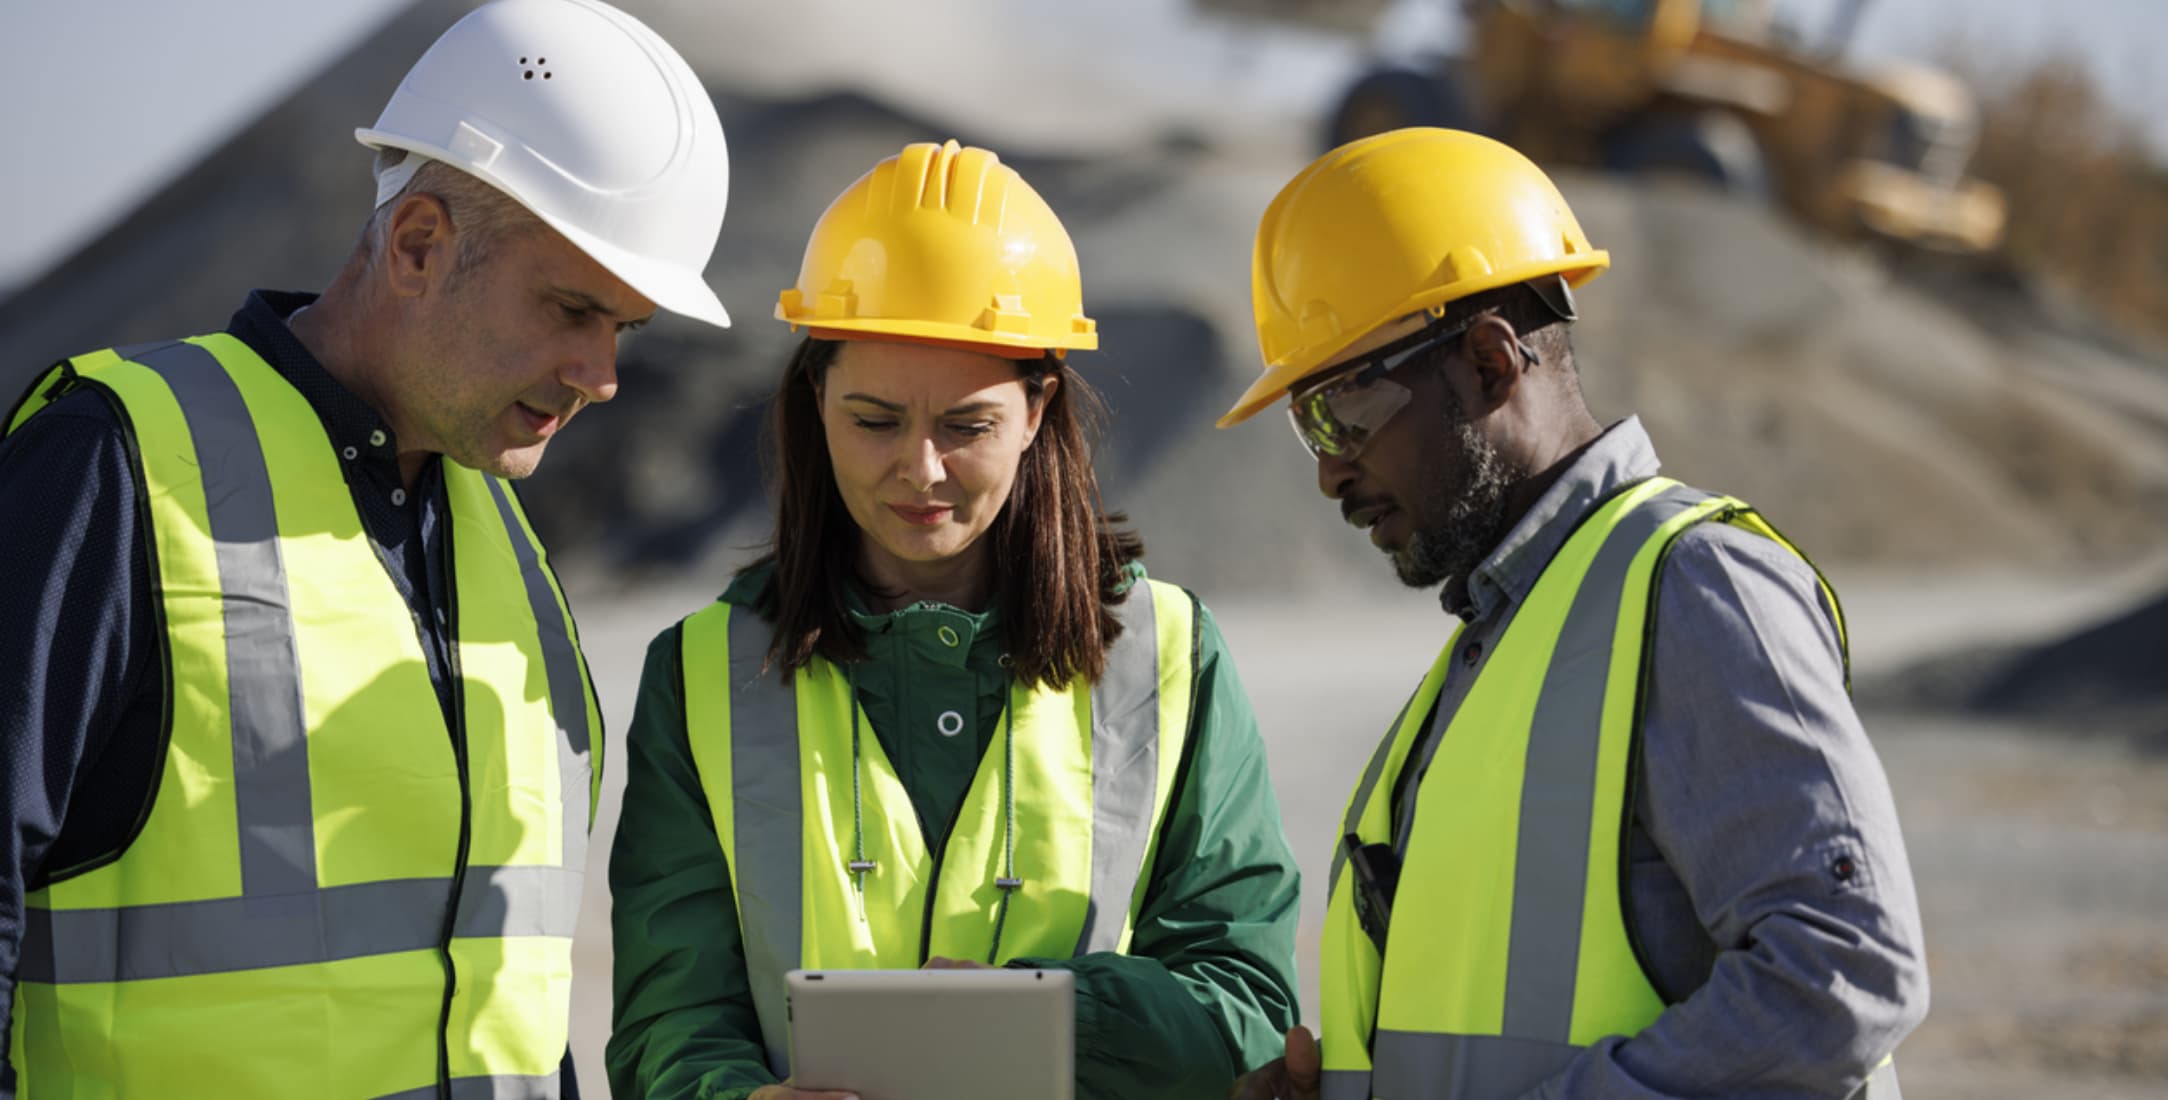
562,552,2168,1099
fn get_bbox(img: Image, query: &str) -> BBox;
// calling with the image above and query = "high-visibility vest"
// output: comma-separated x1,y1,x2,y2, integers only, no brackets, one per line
5,336,601,1099
1318,478,1899,1100
679,579,1197,1075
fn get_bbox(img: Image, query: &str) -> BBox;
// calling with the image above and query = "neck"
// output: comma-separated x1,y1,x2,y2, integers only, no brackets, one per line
1497,409,1607,533
290,273,428,491
857,537,995,613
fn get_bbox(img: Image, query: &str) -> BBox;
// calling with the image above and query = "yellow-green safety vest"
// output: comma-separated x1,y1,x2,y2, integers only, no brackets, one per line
1318,478,1899,1100
679,579,1197,1075
4,336,601,1099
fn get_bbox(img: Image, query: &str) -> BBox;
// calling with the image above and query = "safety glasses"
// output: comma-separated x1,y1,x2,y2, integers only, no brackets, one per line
1287,314,1473,460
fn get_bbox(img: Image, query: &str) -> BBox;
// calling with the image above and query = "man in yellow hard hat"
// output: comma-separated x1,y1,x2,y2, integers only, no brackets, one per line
0,1,730,1095
1223,128,1927,1099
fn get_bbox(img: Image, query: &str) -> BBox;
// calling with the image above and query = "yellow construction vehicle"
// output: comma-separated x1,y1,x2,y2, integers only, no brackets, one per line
1205,0,2005,254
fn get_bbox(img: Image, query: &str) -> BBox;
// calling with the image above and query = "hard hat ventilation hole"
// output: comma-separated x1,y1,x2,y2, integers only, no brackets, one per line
518,56,552,81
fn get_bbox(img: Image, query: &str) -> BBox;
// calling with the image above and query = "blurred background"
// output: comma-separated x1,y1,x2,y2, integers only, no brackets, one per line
4,1,2165,1096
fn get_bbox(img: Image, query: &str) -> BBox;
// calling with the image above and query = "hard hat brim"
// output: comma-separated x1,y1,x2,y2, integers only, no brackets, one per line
1220,251,1610,428
356,128,732,330
773,311,1096,354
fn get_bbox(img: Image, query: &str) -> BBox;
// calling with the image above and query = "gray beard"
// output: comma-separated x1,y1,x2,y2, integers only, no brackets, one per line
1393,395,1520,590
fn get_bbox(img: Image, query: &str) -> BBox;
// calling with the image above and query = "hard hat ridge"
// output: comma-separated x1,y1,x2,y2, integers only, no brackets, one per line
777,140,1097,358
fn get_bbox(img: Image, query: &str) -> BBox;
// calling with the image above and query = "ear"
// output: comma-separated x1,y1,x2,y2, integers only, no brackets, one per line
1021,371,1057,448
1460,314,1529,414
381,192,457,301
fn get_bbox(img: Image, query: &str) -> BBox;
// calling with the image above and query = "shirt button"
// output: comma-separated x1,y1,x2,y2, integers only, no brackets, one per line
1462,641,1483,668
936,710,964,738
341,445,359,461
391,488,408,506
369,429,387,448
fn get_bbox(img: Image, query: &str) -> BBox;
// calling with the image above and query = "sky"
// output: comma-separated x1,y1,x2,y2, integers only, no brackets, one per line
2,0,2164,299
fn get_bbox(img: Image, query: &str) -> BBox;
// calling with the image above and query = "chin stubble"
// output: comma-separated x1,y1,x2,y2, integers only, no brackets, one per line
1393,396,1521,590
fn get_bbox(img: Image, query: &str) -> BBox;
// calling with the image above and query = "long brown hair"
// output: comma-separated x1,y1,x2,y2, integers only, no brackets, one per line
745,336,1144,690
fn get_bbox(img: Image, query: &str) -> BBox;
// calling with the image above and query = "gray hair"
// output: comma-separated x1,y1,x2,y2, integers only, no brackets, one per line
361,149,543,276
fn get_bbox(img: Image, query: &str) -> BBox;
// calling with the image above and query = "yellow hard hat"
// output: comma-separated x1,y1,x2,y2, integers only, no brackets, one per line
1221,127,1609,427
777,140,1097,357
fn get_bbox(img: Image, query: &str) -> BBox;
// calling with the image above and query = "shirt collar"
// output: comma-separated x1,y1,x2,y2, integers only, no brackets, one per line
846,588,1001,672
225,289,403,465
1448,416,1663,620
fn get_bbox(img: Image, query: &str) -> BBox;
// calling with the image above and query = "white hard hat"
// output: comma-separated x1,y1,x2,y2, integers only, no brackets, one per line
357,0,731,327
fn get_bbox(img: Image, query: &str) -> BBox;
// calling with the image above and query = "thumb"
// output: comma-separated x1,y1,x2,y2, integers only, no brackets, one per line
1285,1025,1322,1084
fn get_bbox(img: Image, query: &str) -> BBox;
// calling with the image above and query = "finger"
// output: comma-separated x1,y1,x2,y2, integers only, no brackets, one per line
922,956,992,970
1225,1068,1273,1100
1285,1025,1322,1084
753,1081,858,1100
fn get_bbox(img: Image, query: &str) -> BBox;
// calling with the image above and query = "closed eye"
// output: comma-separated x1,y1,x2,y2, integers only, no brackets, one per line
851,416,898,432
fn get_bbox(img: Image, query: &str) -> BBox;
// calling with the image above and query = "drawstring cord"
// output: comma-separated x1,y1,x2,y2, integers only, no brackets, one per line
845,663,880,893
987,679,1023,964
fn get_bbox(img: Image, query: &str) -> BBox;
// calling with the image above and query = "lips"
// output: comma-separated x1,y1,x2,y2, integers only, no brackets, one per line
516,402,562,439
1365,510,1401,548
1344,499,1399,548
1345,502,1394,532
888,504,953,527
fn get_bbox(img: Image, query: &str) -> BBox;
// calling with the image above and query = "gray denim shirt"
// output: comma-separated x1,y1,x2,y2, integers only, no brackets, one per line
1392,417,1928,1098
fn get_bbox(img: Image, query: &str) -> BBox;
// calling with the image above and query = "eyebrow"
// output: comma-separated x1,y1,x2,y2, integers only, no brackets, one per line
840,394,1003,416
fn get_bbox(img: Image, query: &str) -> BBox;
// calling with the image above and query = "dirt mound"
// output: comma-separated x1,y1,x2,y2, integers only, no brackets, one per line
1862,585,2168,749
1564,182,2168,570
7,5,2168,596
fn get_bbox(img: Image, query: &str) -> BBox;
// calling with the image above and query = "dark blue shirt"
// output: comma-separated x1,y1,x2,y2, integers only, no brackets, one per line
0,291,583,1095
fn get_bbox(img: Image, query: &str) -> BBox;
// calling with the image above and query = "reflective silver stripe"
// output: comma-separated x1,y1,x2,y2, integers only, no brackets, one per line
1074,586,1164,954
138,341,315,897
375,1073,557,1099
1855,1057,1902,1099
725,606,802,1076
1330,687,1417,896
451,865,585,939
1372,1029,1580,1098
20,865,576,984
1502,484,1709,1041
1320,1069,1372,1100
483,474,595,865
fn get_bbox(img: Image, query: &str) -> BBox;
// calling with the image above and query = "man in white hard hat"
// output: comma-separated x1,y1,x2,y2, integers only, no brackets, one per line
0,1,729,1096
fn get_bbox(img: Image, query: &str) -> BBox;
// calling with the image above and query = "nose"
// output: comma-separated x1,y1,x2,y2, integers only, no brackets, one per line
1316,449,1359,501
562,338,621,406
900,432,945,493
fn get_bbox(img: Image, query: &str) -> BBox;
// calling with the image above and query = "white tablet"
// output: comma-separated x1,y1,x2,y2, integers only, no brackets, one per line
786,967,1075,1100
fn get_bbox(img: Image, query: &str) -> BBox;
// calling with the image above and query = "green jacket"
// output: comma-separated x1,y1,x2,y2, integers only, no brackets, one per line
606,563,1302,1099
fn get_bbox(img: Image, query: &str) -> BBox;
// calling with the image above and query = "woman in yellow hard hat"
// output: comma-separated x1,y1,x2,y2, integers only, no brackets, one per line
605,140,1302,1100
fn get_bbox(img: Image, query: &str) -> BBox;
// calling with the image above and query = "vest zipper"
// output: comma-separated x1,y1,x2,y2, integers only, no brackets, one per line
915,829,951,965
430,515,474,1100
